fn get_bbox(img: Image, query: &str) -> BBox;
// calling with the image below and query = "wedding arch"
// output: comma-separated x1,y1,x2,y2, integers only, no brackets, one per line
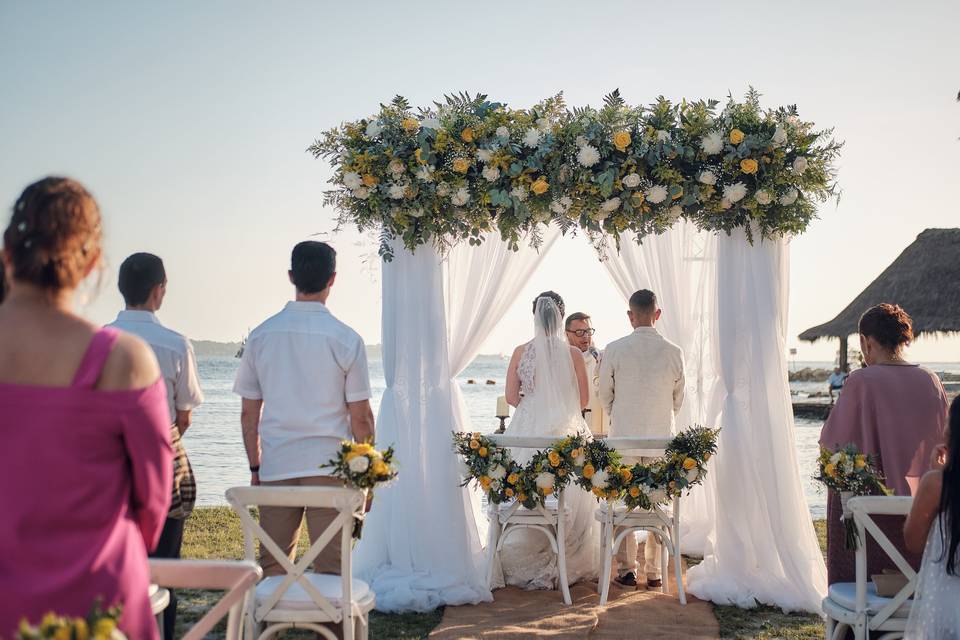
309,90,841,614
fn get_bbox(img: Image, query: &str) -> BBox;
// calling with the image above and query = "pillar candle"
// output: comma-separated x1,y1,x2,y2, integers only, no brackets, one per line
496,395,510,417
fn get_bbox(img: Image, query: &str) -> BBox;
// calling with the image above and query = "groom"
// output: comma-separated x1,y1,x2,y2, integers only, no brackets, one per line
598,289,685,589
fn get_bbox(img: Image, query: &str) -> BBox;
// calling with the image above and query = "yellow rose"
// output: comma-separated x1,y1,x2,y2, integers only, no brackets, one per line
824,463,836,478
592,487,605,497
613,130,632,152
73,619,90,640
54,628,70,640
517,493,527,503
505,487,515,497
478,447,488,458
452,157,471,173
620,468,632,483
402,118,420,133
729,128,745,144
469,439,480,450
479,476,492,490
571,448,583,460
855,455,867,469
683,457,697,470
531,177,549,195
629,486,641,498
541,486,554,496
558,468,567,477
740,158,759,174
93,619,117,637
608,489,620,499
362,174,378,187
371,460,389,476
548,451,561,467
582,463,596,479
472,432,481,438
353,443,374,454
507,472,520,485
461,127,475,143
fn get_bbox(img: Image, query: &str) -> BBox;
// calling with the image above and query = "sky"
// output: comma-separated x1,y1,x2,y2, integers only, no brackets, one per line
2,1,958,361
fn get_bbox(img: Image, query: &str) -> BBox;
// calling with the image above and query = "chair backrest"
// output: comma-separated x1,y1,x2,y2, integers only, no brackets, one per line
149,559,261,640
601,437,670,460
225,485,365,624
848,496,916,628
487,435,567,451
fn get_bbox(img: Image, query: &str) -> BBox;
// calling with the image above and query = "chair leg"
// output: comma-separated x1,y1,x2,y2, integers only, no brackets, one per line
599,520,614,606
556,496,572,605
660,532,668,595
674,540,686,605
485,508,501,590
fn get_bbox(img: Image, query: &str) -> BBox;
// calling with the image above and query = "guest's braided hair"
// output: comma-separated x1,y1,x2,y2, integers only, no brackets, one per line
3,177,102,291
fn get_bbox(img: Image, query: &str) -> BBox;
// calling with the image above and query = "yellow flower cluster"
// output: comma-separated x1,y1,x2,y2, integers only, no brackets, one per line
531,177,549,195
740,158,758,174
612,130,632,152
19,612,118,640
402,118,419,133
452,157,471,173
729,128,745,144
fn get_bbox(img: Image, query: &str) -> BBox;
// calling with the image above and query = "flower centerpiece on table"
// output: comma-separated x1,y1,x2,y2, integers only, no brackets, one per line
322,441,398,539
815,444,892,549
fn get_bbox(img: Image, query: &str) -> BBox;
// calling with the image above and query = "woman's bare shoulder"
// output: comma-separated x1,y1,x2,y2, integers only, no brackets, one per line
99,332,162,391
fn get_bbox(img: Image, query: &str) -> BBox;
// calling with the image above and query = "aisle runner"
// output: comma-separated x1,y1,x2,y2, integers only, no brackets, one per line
430,554,719,639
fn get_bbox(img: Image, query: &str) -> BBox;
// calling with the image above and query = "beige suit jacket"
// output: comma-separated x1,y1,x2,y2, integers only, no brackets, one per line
598,326,684,439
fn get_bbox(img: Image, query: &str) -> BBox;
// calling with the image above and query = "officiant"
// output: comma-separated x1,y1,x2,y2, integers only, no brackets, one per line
565,312,607,436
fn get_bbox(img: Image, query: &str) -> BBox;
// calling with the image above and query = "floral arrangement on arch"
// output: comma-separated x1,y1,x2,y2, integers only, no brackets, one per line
310,89,841,259
815,443,891,548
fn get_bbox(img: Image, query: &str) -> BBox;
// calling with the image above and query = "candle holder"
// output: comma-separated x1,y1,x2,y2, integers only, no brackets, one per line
495,415,508,434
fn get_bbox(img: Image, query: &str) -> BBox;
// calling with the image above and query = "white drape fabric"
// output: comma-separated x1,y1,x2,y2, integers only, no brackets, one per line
598,220,718,554
685,229,827,612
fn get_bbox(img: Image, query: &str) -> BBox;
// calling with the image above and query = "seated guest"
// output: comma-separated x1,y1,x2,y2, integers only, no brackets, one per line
0,178,172,639
233,240,374,580
108,252,204,640
827,366,846,404
903,395,959,637
820,304,948,584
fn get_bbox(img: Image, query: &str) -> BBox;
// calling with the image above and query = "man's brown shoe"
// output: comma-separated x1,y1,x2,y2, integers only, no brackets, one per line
614,571,638,587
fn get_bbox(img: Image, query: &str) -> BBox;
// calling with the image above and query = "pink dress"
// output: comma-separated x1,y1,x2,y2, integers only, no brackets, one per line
0,328,173,639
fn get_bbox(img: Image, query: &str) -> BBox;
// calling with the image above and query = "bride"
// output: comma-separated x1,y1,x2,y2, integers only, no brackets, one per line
491,290,600,590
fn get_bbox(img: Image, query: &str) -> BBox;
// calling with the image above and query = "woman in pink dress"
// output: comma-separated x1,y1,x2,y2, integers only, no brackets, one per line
820,303,948,583
0,178,173,639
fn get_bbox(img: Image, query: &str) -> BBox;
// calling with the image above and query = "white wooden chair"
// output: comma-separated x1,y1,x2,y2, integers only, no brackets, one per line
226,486,375,640
595,437,685,606
823,496,915,640
148,559,261,640
485,435,573,605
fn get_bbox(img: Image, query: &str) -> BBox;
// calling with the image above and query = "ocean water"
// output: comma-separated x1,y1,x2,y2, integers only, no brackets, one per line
186,357,960,519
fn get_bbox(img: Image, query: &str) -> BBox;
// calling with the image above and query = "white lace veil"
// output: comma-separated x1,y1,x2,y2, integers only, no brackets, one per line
529,296,586,435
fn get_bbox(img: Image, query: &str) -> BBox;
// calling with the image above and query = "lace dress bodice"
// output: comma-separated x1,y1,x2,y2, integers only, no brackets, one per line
517,343,536,394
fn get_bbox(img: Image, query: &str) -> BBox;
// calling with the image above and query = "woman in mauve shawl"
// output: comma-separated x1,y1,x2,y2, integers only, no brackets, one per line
820,304,948,583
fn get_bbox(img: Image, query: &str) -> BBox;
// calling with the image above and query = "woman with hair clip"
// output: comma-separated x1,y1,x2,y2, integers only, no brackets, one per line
903,395,960,638
491,290,599,591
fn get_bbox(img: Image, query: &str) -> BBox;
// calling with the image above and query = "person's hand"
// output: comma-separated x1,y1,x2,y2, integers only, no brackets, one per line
930,444,948,471
251,472,260,486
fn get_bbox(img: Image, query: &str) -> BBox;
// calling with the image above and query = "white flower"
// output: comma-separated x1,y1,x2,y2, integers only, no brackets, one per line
700,131,724,155
348,455,370,473
560,196,572,208
436,183,451,197
352,187,370,200
755,189,772,205
601,197,621,213
779,188,799,206
656,130,671,143
646,487,668,504
792,156,809,175
551,196,573,214
491,480,502,491
421,117,441,130
575,135,589,148
495,126,510,139
723,182,748,203
535,472,555,490
387,183,406,200
646,184,668,204
533,210,552,223
408,208,425,218
476,149,493,163
523,127,542,148
772,125,787,147
510,186,528,202
667,205,683,221
365,121,382,139
451,187,470,207
343,172,362,190
622,173,642,189
573,452,586,467
698,170,717,186
489,464,507,480
387,159,405,177
685,468,699,483
577,144,600,167
591,469,610,490
481,166,501,182
415,166,435,182
829,452,843,465
536,117,551,133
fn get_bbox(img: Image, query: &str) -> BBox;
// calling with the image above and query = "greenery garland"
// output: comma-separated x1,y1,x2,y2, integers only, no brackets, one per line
309,90,841,260
453,426,719,510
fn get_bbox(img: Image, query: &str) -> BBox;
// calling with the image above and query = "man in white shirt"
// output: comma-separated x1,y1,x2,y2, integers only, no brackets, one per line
107,252,204,640
233,241,375,582
599,289,685,590
828,366,847,404
565,312,607,436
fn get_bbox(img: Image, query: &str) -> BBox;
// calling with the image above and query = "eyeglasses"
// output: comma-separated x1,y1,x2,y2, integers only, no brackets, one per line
566,328,596,337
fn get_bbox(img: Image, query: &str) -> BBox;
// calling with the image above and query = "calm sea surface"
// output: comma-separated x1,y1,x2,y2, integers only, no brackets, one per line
187,357,960,519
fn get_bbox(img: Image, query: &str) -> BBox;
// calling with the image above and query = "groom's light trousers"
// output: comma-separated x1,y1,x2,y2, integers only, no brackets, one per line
614,456,662,581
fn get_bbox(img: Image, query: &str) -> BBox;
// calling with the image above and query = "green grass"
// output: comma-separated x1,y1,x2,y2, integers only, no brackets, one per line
178,508,827,638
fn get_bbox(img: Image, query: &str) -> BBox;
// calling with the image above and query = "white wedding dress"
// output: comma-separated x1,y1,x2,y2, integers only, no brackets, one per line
491,297,600,590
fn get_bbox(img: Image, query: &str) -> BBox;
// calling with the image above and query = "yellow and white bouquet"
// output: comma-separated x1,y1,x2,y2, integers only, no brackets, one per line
17,602,124,639
322,441,398,538
816,444,891,549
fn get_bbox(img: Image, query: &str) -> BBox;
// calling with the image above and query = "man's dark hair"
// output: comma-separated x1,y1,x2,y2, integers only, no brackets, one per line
291,241,336,294
118,252,166,307
629,289,657,314
565,311,591,331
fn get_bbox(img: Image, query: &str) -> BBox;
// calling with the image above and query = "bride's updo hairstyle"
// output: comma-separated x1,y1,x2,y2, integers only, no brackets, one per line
532,290,565,317
859,303,913,352
533,290,565,336
3,177,102,292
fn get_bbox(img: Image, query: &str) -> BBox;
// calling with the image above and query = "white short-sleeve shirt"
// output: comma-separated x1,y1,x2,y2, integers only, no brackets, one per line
232,301,371,481
107,310,204,424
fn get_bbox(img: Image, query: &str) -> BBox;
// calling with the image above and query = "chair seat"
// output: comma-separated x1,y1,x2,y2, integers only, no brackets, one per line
827,582,913,618
255,573,372,611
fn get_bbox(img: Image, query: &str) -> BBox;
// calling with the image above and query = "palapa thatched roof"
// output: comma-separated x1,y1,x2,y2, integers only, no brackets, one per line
799,228,960,342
